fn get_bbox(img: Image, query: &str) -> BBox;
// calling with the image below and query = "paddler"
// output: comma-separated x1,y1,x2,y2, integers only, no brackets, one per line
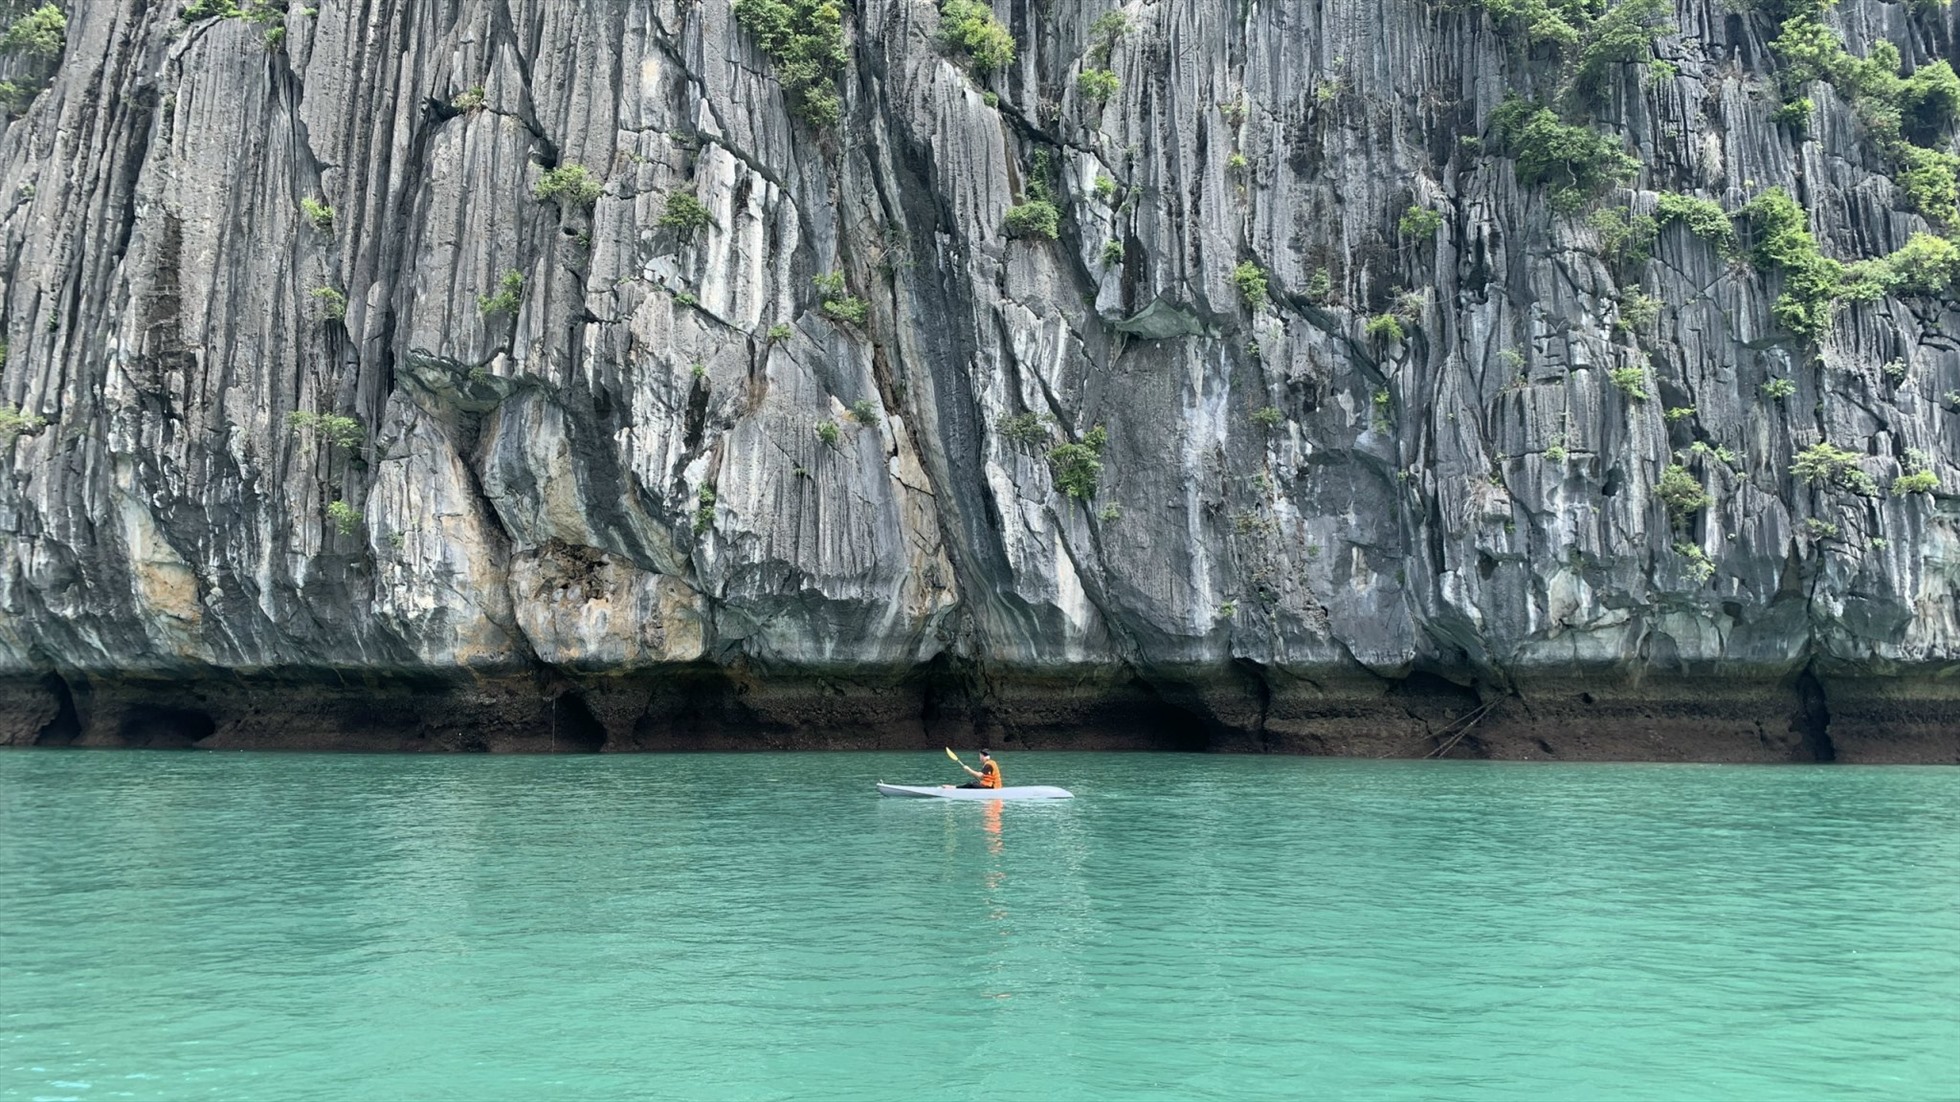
955,749,1002,789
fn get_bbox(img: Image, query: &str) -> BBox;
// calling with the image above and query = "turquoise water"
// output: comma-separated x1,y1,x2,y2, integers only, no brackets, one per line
2,752,1958,1101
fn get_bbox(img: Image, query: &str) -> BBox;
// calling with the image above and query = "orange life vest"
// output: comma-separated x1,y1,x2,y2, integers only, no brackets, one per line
979,759,1002,788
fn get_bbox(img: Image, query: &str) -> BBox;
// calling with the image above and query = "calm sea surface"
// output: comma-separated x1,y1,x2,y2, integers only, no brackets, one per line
2,751,1957,1101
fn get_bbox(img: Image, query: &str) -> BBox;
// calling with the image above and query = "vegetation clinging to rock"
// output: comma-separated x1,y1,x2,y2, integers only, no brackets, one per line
1574,0,1674,99
1771,11,1960,223
1232,262,1269,311
733,0,850,126
1653,192,1735,252
1399,205,1443,238
0,404,47,443
1005,200,1060,240
1489,98,1640,211
288,411,365,450
1049,425,1110,499
478,269,524,316
1740,188,1840,340
938,0,1015,74
1,4,65,58
1657,462,1711,517
814,271,869,325
536,164,602,208
1792,441,1878,495
1078,69,1119,104
658,193,715,236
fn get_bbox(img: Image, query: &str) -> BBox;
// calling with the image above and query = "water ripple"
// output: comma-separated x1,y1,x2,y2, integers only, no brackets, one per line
3,752,1957,1100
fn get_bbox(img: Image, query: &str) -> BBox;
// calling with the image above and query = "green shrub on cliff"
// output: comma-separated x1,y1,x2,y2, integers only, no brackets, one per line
1232,262,1269,311
1657,462,1711,517
658,193,716,237
1048,425,1109,500
938,0,1016,74
1616,290,1661,332
1399,204,1443,239
1770,11,1960,222
693,486,716,534
1004,200,1060,240
1477,0,1583,51
1737,193,1960,326
813,272,869,325
1654,192,1735,252
1,5,65,58
1792,441,1878,495
0,80,36,115
733,0,850,126
1575,0,1673,99
1078,68,1119,105
300,197,335,233
478,269,524,316
1894,144,1960,225
536,164,602,208
1608,365,1650,399
288,410,364,450
1592,207,1657,266
1872,231,1960,295
0,404,47,443
1366,313,1405,344
1489,99,1640,211
1673,542,1715,584
310,287,347,321
325,500,359,536
181,0,244,20
1894,469,1939,495
1772,96,1812,133
1089,11,1130,61
1000,412,1050,447
1739,188,1840,339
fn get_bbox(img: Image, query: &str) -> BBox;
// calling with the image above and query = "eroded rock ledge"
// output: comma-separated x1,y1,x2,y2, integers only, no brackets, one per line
3,662,1950,763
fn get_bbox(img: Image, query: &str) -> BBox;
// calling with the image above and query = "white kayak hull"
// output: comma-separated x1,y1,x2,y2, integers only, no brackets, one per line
877,783,1074,800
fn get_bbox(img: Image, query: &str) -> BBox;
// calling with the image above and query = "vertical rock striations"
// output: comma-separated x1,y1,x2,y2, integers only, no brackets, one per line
1,0,1957,760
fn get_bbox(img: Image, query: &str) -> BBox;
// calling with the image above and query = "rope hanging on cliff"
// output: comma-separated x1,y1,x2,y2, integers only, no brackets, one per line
1421,697,1501,759
1380,696,1502,759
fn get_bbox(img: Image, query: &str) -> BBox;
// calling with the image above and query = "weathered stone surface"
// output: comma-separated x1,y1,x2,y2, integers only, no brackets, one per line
1,0,1958,757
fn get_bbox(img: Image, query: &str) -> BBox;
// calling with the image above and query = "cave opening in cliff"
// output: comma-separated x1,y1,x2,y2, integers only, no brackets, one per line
116,704,215,749
33,674,81,746
1122,686,1216,753
1793,668,1836,763
547,692,607,753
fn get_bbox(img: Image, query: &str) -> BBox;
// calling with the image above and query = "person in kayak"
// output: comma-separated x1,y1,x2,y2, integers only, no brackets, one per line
955,749,1002,789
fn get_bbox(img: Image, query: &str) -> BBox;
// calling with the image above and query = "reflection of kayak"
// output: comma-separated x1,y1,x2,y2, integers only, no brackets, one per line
876,783,1074,800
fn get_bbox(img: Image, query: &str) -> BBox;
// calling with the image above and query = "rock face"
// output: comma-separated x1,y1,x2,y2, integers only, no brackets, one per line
1,0,1957,761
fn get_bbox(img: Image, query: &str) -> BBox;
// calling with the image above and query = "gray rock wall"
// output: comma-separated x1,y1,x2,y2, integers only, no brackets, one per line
2,0,1957,760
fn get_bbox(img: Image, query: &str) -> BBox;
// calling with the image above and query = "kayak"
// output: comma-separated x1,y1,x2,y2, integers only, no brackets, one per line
877,783,1074,800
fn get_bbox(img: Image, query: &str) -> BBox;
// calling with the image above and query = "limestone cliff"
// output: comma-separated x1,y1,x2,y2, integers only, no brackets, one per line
2,0,1957,760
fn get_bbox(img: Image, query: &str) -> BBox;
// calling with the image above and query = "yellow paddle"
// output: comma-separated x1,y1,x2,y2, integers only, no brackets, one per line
944,747,964,767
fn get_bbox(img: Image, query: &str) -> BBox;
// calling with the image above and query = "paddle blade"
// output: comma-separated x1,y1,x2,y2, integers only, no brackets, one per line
944,747,960,762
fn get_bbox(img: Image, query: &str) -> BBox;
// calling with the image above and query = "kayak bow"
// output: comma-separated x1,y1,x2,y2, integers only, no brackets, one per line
877,783,1073,800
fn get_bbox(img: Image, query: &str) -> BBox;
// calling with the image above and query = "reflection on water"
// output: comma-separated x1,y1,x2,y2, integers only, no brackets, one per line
2,752,1958,1102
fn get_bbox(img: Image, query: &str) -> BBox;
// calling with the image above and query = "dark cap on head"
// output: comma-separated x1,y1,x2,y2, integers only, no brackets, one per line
979,748,991,757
